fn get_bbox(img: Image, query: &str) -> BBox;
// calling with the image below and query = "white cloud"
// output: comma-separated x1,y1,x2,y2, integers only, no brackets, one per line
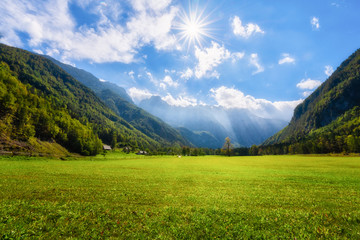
278,53,295,65
210,86,302,121
0,0,179,63
180,68,193,80
249,53,264,75
162,94,198,107
161,75,179,89
32,49,44,54
99,78,107,82
131,0,172,12
145,71,159,85
311,17,320,30
160,83,167,89
325,65,334,77
192,42,244,79
128,87,154,103
164,69,175,74
128,70,135,79
296,78,322,90
231,52,245,63
231,16,264,38
194,41,231,79
208,70,220,79
302,91,313,97
0,0,74,47
126,4,179,52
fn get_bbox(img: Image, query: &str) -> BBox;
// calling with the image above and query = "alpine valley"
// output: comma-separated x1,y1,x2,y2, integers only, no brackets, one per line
44,48,289,149
1,43,360,156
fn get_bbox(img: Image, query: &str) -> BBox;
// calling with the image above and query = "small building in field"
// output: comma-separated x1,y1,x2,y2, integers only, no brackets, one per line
103,145,112,151
136,150,148,155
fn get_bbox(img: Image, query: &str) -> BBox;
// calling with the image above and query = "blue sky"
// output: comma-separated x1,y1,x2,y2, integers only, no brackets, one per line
1,0,360,121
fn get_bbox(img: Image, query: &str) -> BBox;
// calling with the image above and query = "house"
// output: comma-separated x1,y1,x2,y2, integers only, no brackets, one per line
136,150,148,155
103,145,112,151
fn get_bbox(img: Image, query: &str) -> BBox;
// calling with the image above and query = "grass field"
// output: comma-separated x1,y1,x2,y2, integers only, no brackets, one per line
0,153,359,239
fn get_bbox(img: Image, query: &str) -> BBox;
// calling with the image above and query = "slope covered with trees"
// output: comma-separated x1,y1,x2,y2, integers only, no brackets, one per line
0,44,161,155
263,48,360,154
97,89,190,146
46,57,134,103
48,57,190,147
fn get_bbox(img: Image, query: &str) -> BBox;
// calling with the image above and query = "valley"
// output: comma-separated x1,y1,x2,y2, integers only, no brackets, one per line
1,153,359,239
1,1,360,238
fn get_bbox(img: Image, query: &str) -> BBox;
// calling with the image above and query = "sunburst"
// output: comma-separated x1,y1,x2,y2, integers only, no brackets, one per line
174,4,216,50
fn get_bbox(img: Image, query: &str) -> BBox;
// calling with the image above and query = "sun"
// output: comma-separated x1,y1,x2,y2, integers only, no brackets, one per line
174,4,216,50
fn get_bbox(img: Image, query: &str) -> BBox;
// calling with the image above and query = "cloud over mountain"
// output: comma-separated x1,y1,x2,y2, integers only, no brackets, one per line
296,78,322,90
210,86,301,121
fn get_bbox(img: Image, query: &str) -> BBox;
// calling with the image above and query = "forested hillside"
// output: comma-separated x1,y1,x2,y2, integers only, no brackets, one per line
0,44,161,155
48,57,190,147
262,48,360,154
97,89,190,146
46,57,134,103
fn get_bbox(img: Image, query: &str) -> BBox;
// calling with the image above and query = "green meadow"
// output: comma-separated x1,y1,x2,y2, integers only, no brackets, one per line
0,153,359,239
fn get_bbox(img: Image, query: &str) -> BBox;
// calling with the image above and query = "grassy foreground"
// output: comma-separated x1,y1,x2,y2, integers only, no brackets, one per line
0,153,359,239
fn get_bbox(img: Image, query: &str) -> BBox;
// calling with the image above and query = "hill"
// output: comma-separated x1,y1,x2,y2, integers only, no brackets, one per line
140,96,287,148
263,48,360,154
0,43,162,155
47,57,190,147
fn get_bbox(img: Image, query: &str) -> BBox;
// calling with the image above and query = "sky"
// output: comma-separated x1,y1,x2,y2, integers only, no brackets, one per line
1,0,360,121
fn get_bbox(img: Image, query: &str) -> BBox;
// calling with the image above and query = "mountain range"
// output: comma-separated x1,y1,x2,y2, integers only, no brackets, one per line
1,42,360,155
48,55,287,149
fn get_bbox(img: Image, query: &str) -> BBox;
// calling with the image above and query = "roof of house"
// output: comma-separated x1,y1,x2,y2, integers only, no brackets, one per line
136,150,148,155
103,145,112,150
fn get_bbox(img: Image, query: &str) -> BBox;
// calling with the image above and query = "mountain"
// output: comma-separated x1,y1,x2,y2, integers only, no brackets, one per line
46,57,134,103
47,57,190,147
0,43,162,155
96,89,190,146
177,127,220,149
139,96,287,148
52,57,285,149
263,48,360,154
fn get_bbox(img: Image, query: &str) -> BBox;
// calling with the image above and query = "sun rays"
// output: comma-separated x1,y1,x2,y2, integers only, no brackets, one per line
174,4,216,51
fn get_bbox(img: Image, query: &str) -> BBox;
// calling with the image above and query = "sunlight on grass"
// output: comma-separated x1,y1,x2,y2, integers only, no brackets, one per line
0,154,359,238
